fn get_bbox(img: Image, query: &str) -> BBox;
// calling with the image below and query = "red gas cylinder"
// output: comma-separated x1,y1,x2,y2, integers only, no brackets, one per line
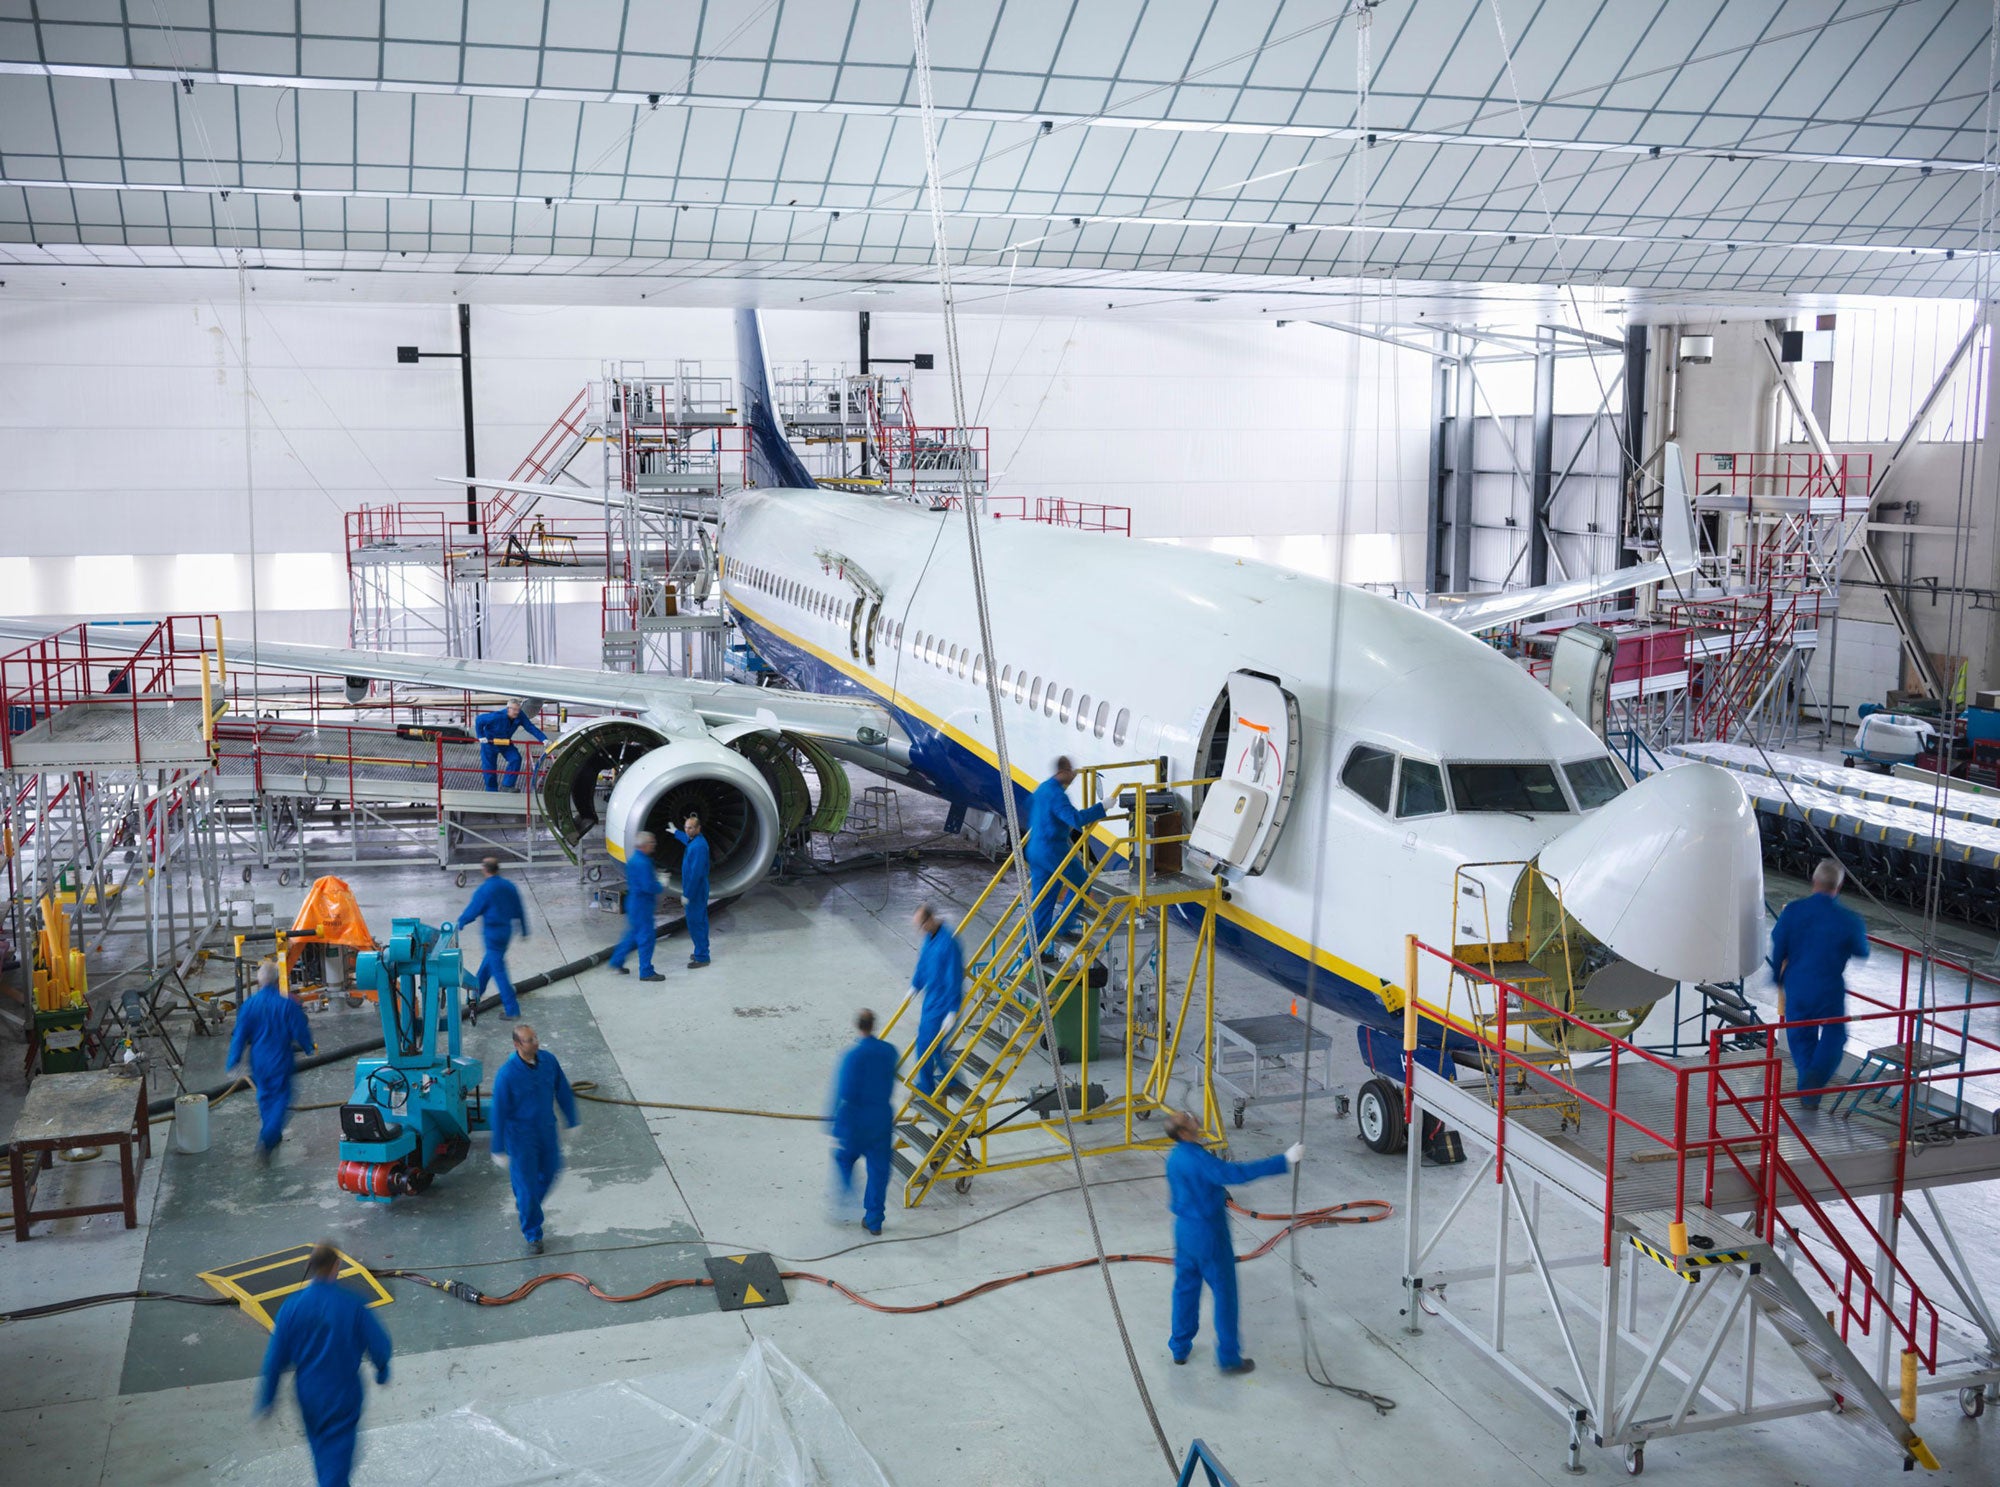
338,1160,402,1197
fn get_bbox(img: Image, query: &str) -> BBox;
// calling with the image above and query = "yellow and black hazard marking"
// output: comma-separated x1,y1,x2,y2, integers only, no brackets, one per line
198,1244,392,1331
1628,1233,1755,1282
705,1252,788,1311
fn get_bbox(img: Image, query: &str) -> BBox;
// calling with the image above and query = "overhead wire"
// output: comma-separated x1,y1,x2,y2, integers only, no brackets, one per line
1281,2,1397,1417
906,0,1175,1471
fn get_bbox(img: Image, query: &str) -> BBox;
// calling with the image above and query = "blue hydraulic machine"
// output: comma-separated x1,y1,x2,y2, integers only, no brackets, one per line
337,919,485,1202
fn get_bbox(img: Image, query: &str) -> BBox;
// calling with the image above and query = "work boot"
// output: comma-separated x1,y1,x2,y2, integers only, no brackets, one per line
687,958,710,970
610,963,629,975
640,973,665,983
1219,1359,1256,1376
256,1142,273,1168
528,1238,545,1256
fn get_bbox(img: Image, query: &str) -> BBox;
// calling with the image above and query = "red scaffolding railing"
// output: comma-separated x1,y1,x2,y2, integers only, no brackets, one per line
0,615,224,770
1034,497,1134,536
1405,931,2000,1375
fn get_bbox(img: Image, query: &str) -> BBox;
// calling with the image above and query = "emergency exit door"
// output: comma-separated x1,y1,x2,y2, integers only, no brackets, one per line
1190,670,1301,875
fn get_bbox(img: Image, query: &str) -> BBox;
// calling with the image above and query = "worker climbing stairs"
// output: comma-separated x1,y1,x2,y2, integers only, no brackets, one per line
880,761,1225,1207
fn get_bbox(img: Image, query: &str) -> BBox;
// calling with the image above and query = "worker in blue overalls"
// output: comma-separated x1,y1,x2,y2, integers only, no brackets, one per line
475,700,546,792
489,1022,579,1255
255,1240,392,1487
1025,756,1105,956
609,831,665,982
673,814,712,969
909,903,964,1096
1164,1108,1301,1374
456,855,529,1019
228,960,316,1164
1770,857,1872,1111
829,1008,898,1236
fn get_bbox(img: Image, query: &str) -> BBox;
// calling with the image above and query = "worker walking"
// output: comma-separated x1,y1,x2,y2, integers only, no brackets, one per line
254,1240,391,1487
909,904,964,1096
489,1023,578,1255
829,1008,898,1236
674,814,712,969
610,831,666,983
1770,857,1872,1111
456,856,529,1019
475,699,547,792
1163,1109,1301,1374
228,961,316,1163
1025,757,1106,954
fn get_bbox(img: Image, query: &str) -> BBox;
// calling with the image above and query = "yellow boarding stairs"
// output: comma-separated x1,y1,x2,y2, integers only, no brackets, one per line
1443,861,1586,1133
879,761,1226,1207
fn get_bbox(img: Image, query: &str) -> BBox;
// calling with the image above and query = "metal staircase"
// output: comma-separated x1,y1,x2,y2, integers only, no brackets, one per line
879,761,1224,1207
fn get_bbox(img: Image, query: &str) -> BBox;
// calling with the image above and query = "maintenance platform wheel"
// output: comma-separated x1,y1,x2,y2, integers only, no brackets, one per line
1961,1385,1988,1419
953,1176,973,1196
1357,1078,1407,1155
589,864,604,882
455,870,467,888
1622,1443,1644,1477
278,869,293,887
1232,1100,1247,1129
241,866,253,884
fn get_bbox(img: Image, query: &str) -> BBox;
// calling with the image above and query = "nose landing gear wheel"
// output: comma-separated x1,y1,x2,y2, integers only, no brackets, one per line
1356,1078,1407,1155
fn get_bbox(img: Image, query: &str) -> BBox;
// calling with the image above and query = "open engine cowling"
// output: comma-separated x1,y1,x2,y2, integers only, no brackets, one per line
538,716,849,899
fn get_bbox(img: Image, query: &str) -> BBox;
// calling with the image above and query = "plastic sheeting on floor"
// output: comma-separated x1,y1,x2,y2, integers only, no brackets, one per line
217,1338,894,1486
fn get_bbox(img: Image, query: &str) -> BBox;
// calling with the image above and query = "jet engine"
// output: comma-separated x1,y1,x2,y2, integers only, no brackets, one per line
537,717,851,898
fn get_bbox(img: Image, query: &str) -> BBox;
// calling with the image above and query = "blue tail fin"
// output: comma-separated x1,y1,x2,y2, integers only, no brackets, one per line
734,309,818,491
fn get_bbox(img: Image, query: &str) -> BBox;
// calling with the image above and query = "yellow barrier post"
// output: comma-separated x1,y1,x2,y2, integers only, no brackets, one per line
1403,934,1419,1052
1901,1348,1919,1423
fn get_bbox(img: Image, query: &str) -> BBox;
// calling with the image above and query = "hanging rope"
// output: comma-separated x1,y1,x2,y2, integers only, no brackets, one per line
905,0,1177,1471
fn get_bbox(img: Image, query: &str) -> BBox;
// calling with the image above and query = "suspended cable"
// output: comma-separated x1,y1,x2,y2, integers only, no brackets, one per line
906,0,1176,1471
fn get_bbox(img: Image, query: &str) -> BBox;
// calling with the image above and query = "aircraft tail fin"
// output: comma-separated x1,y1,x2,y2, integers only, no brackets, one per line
734,309,818,491
1658,441,1696,571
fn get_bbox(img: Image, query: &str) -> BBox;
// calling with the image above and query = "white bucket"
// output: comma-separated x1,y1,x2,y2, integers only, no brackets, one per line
173,1093,211,1154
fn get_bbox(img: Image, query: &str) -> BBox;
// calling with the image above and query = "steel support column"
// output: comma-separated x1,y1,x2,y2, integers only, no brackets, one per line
1529,329,1556,587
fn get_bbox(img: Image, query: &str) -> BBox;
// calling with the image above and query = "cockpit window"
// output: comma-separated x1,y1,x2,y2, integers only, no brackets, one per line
1446,762,1569,814
1564,756,1627,810
1396,759,1448,818
1340,744,1395,814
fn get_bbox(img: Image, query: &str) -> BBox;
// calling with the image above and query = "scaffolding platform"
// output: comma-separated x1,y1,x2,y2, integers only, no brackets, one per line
5,699,212,768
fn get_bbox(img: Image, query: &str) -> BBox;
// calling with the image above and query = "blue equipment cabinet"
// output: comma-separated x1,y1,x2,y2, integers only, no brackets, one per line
337,918,486,1202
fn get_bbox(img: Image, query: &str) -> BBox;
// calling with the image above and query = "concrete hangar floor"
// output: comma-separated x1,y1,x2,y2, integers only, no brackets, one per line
3,792,1997,1486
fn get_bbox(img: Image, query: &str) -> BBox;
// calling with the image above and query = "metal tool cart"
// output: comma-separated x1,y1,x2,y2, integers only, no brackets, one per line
1212,1012,1344,1129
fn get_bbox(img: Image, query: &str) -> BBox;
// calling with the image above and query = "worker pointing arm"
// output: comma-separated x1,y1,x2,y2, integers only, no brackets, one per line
1163,1109,1301,1375
474,701,547,792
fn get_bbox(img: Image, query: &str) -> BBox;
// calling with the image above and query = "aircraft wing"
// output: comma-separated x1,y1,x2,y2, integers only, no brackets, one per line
0,620,893,747
1427,442,1698,635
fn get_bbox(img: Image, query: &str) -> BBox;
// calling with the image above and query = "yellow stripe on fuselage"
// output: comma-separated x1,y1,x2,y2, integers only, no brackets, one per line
725,588,1396,1007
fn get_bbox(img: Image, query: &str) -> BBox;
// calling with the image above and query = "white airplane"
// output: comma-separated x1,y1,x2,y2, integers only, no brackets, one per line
4,312,1763,1152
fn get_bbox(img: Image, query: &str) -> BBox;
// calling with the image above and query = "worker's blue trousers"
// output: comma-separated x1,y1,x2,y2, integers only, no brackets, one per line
508,1150,558,1244
479,741,523,791
834,1136,891,1231
1169,1241,1244,1368
1027,855,1085,950
1787,1019,1848,1110
476,930,518,1017
301,1400,361,1487
611,906,657,976
254,1080,292,1151
685,895,710,963
913,1011,954,1096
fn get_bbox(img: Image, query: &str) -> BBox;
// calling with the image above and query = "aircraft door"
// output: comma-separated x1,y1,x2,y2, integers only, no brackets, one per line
1187,670,1300,875
1548,623,1617,738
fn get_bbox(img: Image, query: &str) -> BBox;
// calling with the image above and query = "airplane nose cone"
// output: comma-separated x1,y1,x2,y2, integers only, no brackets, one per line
1536,762,1763,983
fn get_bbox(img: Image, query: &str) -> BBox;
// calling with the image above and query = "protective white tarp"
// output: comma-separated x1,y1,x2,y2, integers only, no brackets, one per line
218,1338,893,1487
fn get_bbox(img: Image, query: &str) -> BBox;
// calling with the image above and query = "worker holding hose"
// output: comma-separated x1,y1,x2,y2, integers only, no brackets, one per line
829,1008,898,1236
457,856,529,1019
1164,1110,1301,1375
227,960,316,1164
490,1023,579,1256
255,1240,391,1487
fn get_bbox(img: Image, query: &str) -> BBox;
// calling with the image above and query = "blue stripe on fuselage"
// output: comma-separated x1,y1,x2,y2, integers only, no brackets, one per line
734,607,1412,1045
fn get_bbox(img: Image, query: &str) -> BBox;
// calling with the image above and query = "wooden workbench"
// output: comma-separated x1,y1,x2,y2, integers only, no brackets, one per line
7,1069,150,1241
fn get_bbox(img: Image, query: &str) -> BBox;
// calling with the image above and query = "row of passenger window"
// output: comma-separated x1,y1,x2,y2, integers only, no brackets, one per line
732,560,1135,748
1340,745,1626,819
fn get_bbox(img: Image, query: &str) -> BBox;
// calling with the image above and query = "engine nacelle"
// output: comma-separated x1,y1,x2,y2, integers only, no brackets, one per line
601,736,782,900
